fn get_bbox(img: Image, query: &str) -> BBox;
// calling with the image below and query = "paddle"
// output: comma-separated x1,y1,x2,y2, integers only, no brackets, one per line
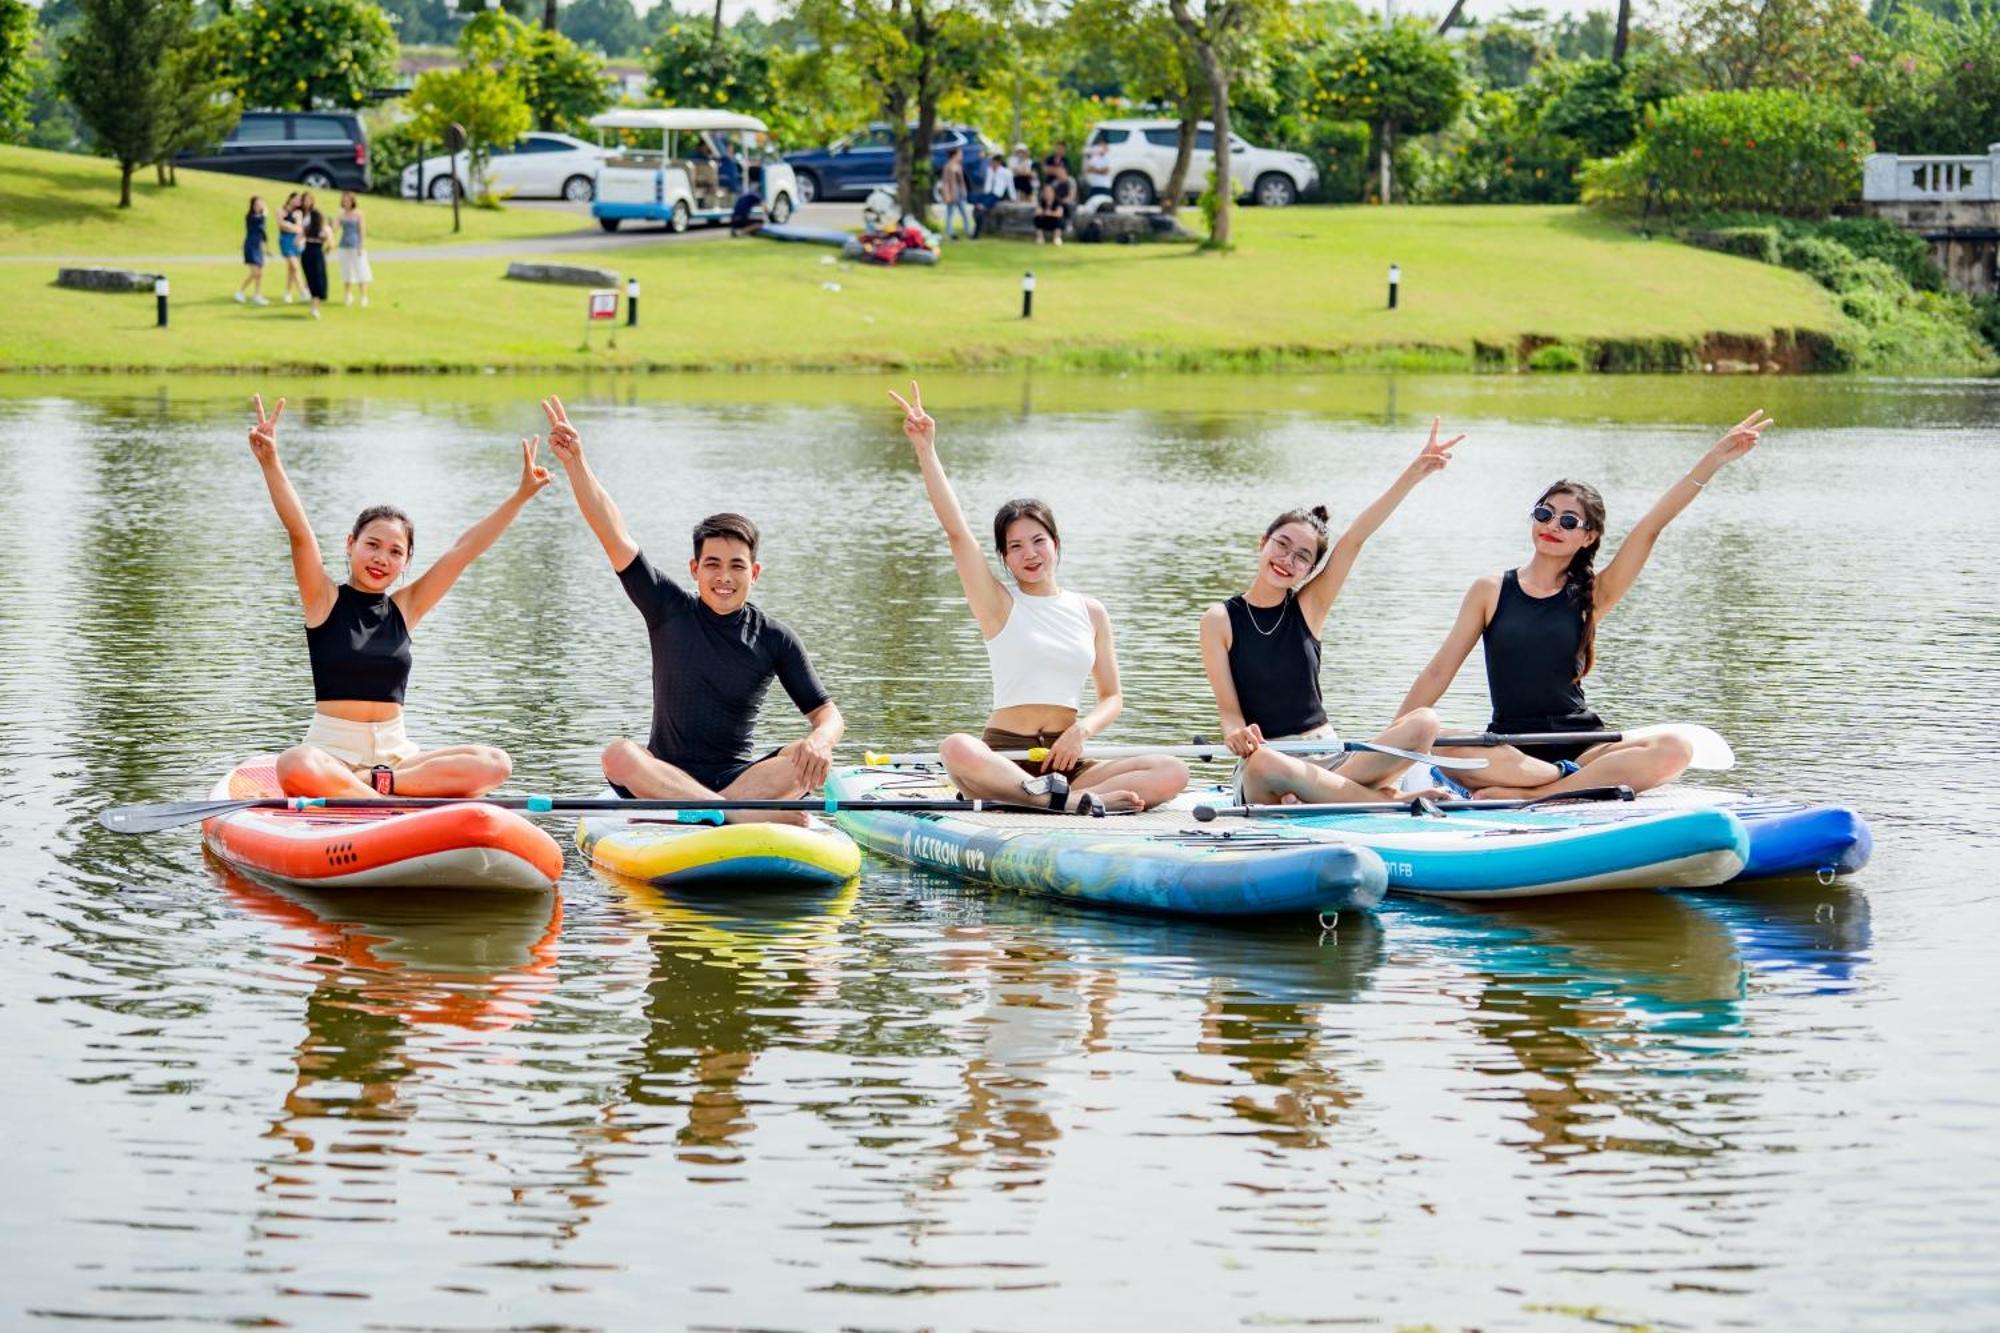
1193,785,1637,822
1436,722,1735,771
99,792,1085,836
864,738,1490,772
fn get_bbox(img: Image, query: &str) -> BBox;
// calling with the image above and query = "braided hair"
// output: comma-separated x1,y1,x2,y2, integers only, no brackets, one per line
1536,480,1605,678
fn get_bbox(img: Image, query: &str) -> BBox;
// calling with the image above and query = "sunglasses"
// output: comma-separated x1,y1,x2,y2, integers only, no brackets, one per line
1531,505,1588,531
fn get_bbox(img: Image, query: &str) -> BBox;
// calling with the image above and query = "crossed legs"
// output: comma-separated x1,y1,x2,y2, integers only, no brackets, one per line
276,743,511,798
935,733,1188,812
601,736,811,826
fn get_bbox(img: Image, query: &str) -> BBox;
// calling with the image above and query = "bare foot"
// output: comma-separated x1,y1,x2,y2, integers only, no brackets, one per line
723,808,812,827
1071,787,1144,813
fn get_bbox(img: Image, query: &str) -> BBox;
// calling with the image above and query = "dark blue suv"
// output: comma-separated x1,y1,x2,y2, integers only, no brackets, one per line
784,124,997,203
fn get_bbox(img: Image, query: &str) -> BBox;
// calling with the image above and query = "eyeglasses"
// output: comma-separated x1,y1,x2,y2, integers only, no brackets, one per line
1266,535,1317,569
1531,505,1588,531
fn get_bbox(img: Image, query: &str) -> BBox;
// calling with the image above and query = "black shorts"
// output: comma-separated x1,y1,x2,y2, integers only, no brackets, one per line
1491,712,1606,765
608,747,784,799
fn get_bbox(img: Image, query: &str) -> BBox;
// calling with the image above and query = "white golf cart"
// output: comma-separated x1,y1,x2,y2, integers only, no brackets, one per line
590,109,799,233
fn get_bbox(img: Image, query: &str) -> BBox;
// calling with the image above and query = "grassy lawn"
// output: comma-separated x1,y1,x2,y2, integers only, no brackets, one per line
0,144,580,256
0,151,1846,372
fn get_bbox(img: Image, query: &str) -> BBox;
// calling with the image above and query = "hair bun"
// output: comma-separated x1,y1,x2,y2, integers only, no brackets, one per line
1309,504,1330,523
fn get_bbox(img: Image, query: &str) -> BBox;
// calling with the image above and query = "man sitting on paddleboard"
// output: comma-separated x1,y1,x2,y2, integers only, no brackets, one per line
1397,410,1771,799
542,395,843,826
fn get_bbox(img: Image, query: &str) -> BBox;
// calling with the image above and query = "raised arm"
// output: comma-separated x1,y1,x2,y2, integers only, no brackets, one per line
247,393,336,625
888,381,1012,637
1397,576,1497,717
395,434,550,628
1045,599,1125,772
541,394,639,571
1596,409,1770,617
1298,417,1462,630
1199,603,1265,757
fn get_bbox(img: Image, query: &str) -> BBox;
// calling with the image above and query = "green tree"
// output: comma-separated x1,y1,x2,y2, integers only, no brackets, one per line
560,0,646,55
224,0,397,111
375,0,457,45
0,0,34,141
1164,0,1279,247
462,10,608,131
1320,21,1467,204
791,0,996,219
647,16,770,108
1068,0,1205,210
1538,57,1636,158
58,0,178,205
151,19,241,183
1677,0,1883,93
407,62,532,189
1869,3,2000,154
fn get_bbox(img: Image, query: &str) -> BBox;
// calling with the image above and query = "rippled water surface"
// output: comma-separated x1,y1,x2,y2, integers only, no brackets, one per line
2,372,1997,1329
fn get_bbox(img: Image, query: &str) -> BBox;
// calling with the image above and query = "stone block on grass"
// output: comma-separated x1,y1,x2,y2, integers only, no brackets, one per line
56,267,164,293
505,262,620,287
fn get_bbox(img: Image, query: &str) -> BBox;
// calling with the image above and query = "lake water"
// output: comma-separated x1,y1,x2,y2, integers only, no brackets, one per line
2,371,1997,1329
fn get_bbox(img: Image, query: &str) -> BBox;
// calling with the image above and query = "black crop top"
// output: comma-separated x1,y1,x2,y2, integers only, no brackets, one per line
306,583,412,704
1224,591,1327,737
1481,569,1589,726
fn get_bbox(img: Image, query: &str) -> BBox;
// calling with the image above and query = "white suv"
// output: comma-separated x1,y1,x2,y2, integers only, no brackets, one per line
1086,120,1318,208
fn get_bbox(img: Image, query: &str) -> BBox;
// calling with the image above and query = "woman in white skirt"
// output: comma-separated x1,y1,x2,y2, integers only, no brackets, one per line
337,192,372,307
243,392,551,798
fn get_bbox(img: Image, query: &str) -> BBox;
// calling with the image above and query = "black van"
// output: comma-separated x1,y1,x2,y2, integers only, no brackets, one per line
176,111,371,191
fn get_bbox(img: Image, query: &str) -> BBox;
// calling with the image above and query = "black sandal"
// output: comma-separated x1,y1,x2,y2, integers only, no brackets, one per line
1020,772,1070,809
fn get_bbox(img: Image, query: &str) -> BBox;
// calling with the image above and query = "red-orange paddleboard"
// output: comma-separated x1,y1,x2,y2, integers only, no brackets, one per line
201,757,564,891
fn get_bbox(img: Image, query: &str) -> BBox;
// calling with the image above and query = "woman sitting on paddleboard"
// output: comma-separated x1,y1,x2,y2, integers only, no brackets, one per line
890,382,1187,812
1200,419,1463,805
1397,409,1771,799
246,393,551,798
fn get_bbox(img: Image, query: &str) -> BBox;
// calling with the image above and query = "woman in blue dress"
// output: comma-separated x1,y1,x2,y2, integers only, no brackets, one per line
234,195,270,306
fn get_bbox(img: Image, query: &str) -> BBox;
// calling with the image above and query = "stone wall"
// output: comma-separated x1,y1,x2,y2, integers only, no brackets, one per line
1859,200,2000,297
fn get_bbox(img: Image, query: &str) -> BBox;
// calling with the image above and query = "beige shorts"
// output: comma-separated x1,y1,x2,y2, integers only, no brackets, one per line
1230,725,1347,802
303,712,421,771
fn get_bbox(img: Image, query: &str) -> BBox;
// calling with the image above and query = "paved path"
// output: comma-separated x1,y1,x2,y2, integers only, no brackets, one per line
3,202,865,266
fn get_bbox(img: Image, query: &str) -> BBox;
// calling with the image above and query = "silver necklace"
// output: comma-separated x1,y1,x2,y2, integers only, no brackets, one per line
1242,594,1288,637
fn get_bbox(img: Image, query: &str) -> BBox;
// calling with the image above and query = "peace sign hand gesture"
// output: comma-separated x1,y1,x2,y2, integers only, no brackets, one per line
516,434,553,500
1409,416,1465,479
887,380,936,452
1702,409,1772,473
541,394,583,469
248,393,286,465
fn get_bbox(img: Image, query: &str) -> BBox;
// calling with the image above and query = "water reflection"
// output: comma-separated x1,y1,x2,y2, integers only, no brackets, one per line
1,375,1993,1327
602,873,857,1161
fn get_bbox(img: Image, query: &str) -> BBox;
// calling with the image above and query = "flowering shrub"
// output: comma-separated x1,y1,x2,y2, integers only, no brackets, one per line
1583,89,1870,215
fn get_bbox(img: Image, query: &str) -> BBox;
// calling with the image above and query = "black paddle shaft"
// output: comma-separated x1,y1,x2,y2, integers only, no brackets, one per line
99,792,1085,835
1192,785,1636,822
1437,731,1623,748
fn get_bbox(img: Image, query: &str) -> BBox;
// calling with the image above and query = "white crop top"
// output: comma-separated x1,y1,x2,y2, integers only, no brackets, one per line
986,587,1097,711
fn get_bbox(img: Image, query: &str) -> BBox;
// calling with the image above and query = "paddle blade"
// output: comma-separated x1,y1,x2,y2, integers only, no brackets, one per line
1627,723,1735,771
98,797,264,834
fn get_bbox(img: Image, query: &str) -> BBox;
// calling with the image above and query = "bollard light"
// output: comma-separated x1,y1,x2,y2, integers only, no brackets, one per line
1021,270,1036,320
626,276,640,327
1387,263,1401,311
155,276,169,328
